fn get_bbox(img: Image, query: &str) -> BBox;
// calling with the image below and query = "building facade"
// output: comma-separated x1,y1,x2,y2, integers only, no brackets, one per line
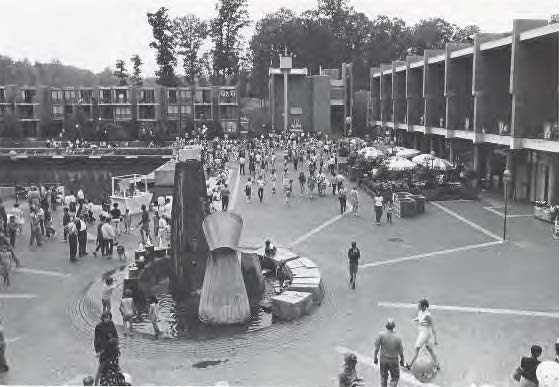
369,19,559,204
268,56,353,136
0,85,240,138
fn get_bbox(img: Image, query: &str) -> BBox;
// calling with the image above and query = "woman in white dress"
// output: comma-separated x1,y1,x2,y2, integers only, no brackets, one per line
406,298,440,371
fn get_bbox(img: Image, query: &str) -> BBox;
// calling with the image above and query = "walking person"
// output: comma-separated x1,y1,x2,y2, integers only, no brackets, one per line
61,207,71,242
93,216,105,257
405,299,440,371
148,295,161,338
29,207,42,247
6,217,18,250
338,185,347,215
101,277,115,314
299,172,306,196
66,215,78,262
373,319,405,387
331,174,338,196
513,345,542,387
101,217,115,257
119,289,137,336
221,184,230,211
110,203,121,237
257,176,266,203
123,209,131,234
94,312,120,386
245,178,253,203
271,173,277,194
385,201,394,224
308,174,316,200
77,214,88,257
347,241,360,290
374,192,384,225
137,205,150,243
350,186,359,216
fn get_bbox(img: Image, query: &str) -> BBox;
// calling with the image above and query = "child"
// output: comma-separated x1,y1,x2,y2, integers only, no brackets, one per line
386,201,394,224
148,295,161,337
119,289,137,336
245,178,252,203
271,173,277,194
116,245,126,262
123,209,131,234
101,277,115,313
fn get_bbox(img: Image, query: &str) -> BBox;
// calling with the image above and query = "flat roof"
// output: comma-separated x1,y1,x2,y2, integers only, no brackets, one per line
450,46,474,59
409,60,424,69
427,54,445,64
520,23,558,41
395,65,407,73
480,36,512,51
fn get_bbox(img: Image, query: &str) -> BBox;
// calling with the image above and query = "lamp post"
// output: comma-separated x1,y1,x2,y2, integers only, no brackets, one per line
503,169,512,241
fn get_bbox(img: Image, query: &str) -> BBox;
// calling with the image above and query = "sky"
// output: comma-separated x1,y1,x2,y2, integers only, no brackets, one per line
0,0,557,76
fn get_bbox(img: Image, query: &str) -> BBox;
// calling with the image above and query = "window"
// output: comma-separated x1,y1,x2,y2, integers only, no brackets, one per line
115,90,128,103
52,105,63,117
64,90,75,101
115,106,131,119
51,90,63,103
141,89,155,103
0,89,4,103
168,90,177,104
180,105,192,115
179,89,191,103
22,89,35,103
79,90,92,103
219,89,236,104
331,87,344,100
194,89,211,104
100,90,111,103
167,105,179,116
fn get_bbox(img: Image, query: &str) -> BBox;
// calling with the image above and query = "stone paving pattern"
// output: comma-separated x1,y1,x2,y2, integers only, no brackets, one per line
0,163,558,386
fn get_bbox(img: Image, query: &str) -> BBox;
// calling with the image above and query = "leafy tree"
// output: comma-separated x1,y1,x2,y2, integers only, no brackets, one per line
147,7,178,86
130,54,143,86
412,18,455,54
210,0,250,82
452,25,479,42
113,59,129,85
174,15,209,85
550,14,559,24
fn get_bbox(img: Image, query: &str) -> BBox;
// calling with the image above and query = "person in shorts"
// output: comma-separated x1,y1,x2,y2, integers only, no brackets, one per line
101,277,115,314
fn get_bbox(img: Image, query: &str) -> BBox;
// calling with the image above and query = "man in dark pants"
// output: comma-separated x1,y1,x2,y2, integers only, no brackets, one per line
373,319,405,387
62,208,71,242
338,185,347,215
77,214,88,257
67,216,78,262
347,241,360,290
221,184,230,212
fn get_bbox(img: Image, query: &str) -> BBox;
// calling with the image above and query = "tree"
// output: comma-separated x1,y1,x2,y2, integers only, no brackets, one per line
147,7,178,86
452,25,479,42
113,59,129,85
174,15,209,85
412,18,455,54
550,14,559,24
130,54,143,86
210,0,250,82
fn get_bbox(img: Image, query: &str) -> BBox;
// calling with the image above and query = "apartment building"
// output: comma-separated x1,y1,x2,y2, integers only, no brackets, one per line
0,85,241,137
369,19,559,203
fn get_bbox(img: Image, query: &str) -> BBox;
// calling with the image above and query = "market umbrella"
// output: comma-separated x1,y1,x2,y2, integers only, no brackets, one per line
384,156,417,171
412,154,453,170
395,148,421,158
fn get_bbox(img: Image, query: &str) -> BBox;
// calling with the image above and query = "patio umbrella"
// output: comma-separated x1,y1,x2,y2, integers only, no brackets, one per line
395,148,421,158
384,156,417,171
412,154,453,170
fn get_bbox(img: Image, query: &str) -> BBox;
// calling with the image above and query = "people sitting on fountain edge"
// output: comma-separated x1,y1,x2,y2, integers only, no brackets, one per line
264,239,277,258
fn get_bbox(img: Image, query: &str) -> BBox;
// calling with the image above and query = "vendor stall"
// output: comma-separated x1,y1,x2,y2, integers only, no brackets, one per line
111,174,153,214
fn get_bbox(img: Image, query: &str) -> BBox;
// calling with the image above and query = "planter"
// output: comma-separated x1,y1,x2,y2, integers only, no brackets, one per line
534,206,553,223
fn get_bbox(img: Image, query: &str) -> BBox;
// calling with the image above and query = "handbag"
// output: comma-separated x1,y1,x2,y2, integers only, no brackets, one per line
512,366,523,382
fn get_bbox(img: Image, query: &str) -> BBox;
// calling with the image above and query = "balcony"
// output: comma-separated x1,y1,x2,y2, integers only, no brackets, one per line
115,106,132,120
218,88,237,104
138,105,156,120
194,89,212,104
113,89,130,104
168,90,178,104
99,90,112,104
18,105,38,120
19,89,38,104
99,106,114,120
139,89,156,104
194,106,211,120
167,105,179,119
78,90,93,104
179,89,192,104
219,105,237,120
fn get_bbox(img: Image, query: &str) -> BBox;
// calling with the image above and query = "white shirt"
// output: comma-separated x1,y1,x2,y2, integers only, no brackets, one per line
374,196,384,207
77,189,84,200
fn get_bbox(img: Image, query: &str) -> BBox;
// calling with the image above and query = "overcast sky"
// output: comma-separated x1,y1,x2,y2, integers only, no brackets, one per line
0,0,557,76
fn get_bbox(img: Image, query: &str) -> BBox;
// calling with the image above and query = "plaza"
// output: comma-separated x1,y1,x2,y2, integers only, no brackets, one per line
0,159,557,386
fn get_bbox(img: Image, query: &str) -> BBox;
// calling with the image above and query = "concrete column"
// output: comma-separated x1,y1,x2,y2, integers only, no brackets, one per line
283,71,289,132
473,144,481,174
506,150,515,200
548,155,558,204
485,146,493,183
413,133,418,150
429,135,435,153
448,140,454,163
